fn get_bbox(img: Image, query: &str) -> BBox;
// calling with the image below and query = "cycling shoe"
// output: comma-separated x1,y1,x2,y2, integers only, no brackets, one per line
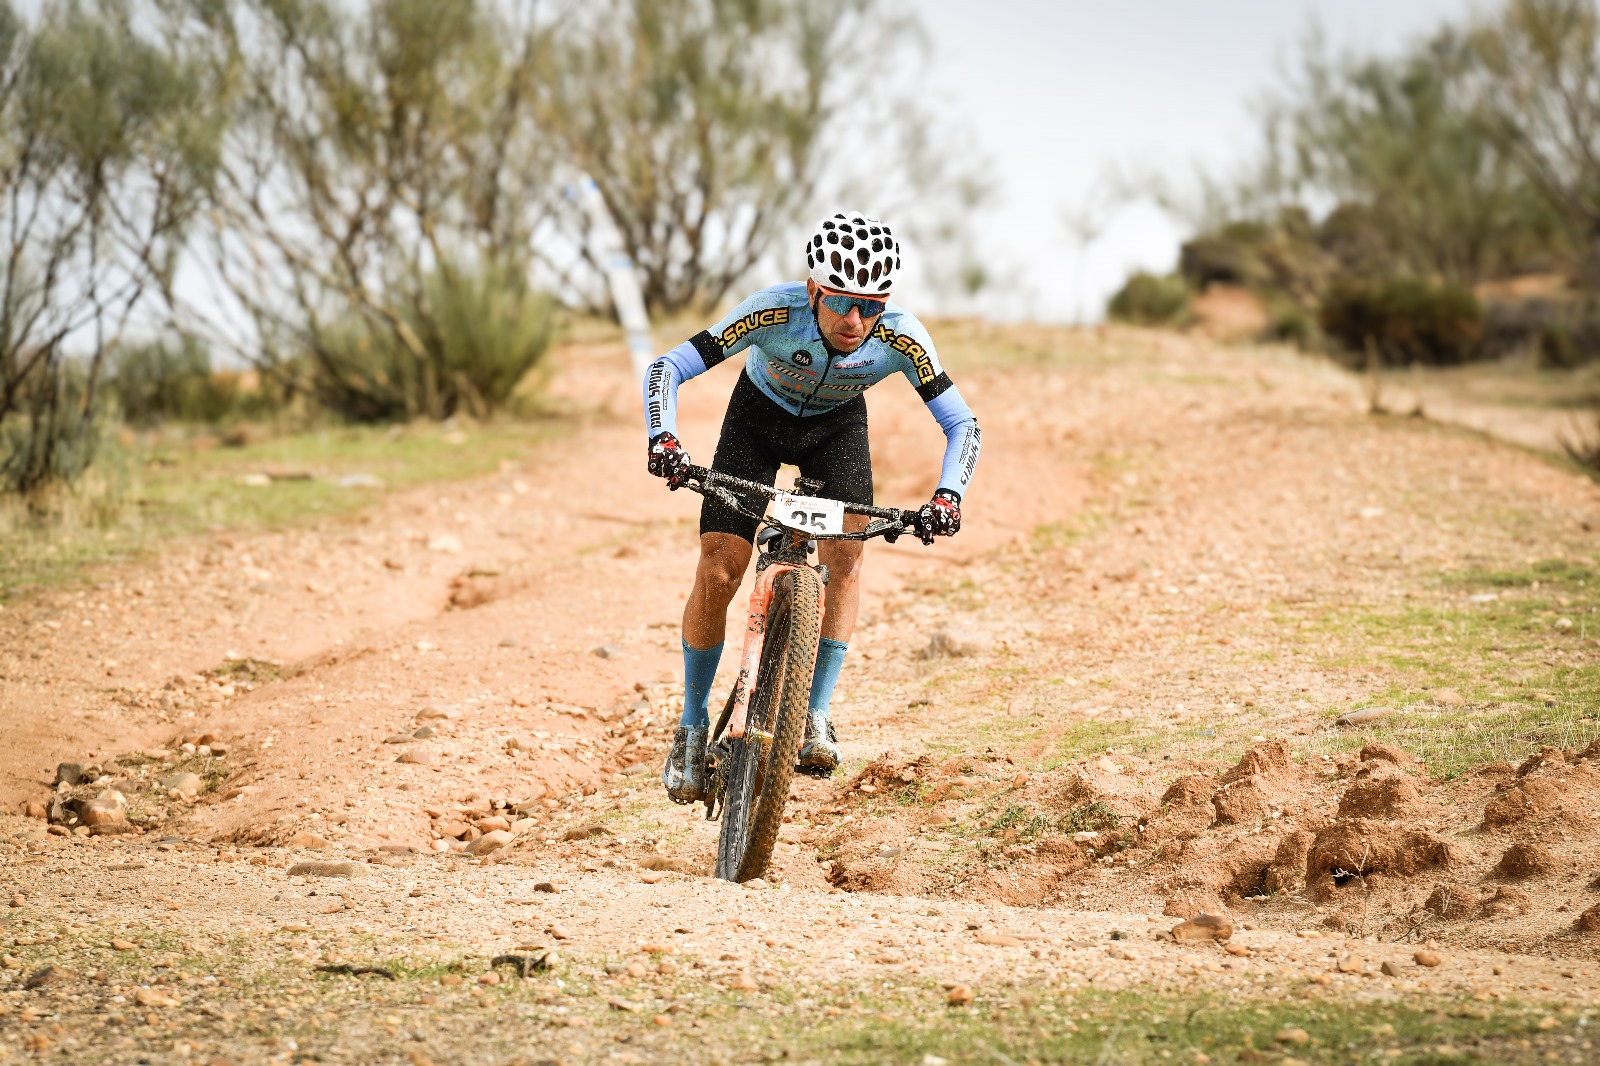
663,725,709,804
796,711,839,776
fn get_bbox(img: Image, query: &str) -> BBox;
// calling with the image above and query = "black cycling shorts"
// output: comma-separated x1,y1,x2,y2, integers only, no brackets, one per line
701,372,873,542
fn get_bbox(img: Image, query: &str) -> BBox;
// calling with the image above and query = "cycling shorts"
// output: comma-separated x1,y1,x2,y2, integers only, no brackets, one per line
702,372,873,542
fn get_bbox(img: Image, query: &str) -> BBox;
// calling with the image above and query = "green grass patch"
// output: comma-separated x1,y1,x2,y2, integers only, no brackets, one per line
0,418,565,593
1293,561,1600,775
709,986,1585,1065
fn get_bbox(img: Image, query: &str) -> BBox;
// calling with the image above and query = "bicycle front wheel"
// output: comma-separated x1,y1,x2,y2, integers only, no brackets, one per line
714,566,821,883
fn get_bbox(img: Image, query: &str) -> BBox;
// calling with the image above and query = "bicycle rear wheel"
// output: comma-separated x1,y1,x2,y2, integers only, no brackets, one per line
714,566,821,883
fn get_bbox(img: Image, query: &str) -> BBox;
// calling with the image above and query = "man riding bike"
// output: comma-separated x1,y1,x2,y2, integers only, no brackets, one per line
643,211,982,803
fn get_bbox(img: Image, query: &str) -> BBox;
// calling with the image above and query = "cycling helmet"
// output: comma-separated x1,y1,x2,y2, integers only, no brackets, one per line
805,211,899,294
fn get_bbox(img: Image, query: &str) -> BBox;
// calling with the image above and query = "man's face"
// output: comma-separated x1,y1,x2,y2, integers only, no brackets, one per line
808,280,883,353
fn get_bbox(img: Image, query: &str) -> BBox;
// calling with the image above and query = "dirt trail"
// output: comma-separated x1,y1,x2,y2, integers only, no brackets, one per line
3,326,1600,1064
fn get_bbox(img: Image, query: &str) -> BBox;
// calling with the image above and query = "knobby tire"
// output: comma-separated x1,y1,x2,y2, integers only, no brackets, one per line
714,567,821,883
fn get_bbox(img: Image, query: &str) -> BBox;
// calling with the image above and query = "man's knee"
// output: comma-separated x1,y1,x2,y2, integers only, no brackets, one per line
819,542,864,582
695,536,750,602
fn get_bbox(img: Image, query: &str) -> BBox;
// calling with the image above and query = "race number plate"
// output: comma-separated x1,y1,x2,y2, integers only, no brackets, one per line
774,493,844,535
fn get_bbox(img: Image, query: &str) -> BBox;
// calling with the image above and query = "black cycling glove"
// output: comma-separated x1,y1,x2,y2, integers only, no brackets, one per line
648,432,691,489
917,488,962,544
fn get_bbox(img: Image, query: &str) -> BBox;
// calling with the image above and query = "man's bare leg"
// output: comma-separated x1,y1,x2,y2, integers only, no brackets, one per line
682,533,754,649
665,533,753,803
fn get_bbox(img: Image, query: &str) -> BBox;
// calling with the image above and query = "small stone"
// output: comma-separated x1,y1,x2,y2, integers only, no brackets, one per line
729,973,758,991
1172,914,1233,944
111,939,137,951
533,881,560,894
593,645,625,659
608,995,643,1012
397,751,434,766
1275,1028,1310,1045
287,861,366,879
133,987,173,1007
412,726,437,740
439,974,464,987
652,1014,672,1027
158,772,203,798
920,628,990,659
287,830,332,850
54,763,85,787
562,823,609,841
626,962,648,978
1381,961,1401,977
466,830,513,856
1414,950,1443,967
80,793,129,828
1555,617,1574,632
10,894,24,908
946,985,974,1006
475,815,511,833
1433,689,1465,707
426,534,463,554
743,878,768,890
498,637,519,648
1224,943,1250,957
416,704,454,721
974,931,1023,947
21,800,46,820
1334,708,1391,727
24,966,70,989
384,733,416,744
640,871,664,884
478,972,501,986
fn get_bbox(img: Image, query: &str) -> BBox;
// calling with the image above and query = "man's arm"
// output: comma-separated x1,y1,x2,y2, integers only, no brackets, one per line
642,332,724,441
923,381,981,500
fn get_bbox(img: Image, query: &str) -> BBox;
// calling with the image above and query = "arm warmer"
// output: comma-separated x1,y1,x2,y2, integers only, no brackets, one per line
642,333,720,440
927,385,981,498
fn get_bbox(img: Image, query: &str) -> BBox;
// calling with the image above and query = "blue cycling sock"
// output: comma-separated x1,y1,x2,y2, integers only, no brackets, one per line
680,640,723,728
808,638,849,720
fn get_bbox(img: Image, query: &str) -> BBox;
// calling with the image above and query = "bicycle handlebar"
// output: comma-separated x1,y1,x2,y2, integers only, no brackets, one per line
677,464,929,545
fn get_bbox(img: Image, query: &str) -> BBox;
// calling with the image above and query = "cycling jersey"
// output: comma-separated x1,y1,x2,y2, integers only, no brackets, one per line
642,282,981,496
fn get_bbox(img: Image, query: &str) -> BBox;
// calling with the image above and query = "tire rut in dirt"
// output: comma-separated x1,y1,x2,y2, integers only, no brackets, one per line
714,567,821,883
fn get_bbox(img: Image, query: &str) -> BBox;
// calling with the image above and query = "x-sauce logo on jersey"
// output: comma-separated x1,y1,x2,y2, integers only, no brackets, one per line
872,324,935,384
719,306,790,349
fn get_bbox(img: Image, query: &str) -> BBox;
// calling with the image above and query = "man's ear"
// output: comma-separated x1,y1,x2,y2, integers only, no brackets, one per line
805,279,817,300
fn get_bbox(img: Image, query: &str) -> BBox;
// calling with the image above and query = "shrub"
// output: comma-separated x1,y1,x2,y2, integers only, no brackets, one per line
1319,277,1483,365
1107,272,1190,327
107,337,239,426
307,262,557,423
0,362,104,498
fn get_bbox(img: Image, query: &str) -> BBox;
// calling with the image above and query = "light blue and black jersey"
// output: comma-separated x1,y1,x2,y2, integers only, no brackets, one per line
642,283,981,497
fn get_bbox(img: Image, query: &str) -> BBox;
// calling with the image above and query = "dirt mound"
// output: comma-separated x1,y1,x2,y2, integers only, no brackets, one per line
1305,819,1459,900
1478,777,1580,825
1222,739,1294,784
1358,742,1420,769
1577,903,1600,933
1336,774,1423,819
1494,842,1560,880
1424,884,1476,919
1482,886,1533,918
1261,829,1315,895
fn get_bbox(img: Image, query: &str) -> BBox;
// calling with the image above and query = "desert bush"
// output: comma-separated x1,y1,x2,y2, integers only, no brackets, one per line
1107,272,1190,327
1320,277,1484,365
108,338,236,426
0,364,104,497
307,262,556,423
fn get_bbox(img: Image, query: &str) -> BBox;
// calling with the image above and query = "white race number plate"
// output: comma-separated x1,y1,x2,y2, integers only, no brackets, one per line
774,493,844,535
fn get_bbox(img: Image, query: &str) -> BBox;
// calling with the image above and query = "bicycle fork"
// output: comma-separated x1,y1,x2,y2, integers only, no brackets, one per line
725,563,826,743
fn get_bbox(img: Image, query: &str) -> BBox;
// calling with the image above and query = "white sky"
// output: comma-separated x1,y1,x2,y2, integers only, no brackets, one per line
908,0,1481,322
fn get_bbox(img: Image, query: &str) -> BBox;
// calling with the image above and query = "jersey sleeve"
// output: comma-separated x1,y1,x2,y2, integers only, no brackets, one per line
882,312,981,498
641,290,796,440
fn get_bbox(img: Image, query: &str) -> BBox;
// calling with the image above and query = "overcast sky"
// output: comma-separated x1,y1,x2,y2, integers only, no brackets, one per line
908,0,1482,322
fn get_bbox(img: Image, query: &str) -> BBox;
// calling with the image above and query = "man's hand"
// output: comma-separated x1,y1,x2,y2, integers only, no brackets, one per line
917,489,961,544
648,432,691,489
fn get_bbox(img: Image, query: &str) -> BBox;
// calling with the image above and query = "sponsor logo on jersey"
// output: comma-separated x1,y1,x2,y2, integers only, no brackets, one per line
767,362,809,386
719,306,790,349
792,350,813,367
871,324,936,385
833,360,870,369
833,372,877,380
819,382,871,392
645,362,673,434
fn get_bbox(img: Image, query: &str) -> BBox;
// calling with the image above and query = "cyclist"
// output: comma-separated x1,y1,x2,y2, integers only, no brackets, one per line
643,212,981,803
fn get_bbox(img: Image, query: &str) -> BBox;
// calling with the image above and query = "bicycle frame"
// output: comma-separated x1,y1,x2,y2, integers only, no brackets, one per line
726,558,824,741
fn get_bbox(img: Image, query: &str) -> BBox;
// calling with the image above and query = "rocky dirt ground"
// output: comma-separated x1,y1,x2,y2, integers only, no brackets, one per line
1,324,1598,1064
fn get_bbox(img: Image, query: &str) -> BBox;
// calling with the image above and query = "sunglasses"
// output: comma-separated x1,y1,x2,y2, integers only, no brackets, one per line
818,289,888,319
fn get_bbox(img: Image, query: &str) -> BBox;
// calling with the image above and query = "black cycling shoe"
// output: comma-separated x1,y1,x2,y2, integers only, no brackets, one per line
663,725,709,804
796,711,839,777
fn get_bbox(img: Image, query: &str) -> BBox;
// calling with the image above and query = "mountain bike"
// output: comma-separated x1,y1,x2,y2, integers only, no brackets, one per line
676,464,932,883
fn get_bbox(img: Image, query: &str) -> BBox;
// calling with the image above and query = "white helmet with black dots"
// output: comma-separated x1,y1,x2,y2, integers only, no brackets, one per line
805,211,899,294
